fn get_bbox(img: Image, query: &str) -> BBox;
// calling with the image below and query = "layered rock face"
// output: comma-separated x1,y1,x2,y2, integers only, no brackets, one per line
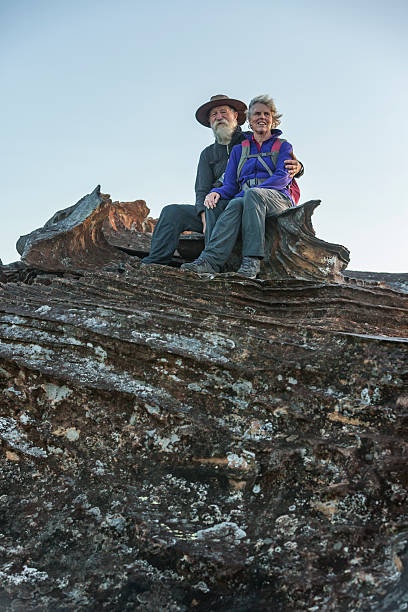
0,189,408,611
14,186,349,282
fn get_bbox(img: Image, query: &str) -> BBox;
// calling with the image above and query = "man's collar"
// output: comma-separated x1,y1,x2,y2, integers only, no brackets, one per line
229,125,243,145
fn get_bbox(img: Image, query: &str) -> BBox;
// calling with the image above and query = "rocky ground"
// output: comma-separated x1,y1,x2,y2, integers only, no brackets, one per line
0,259,407,611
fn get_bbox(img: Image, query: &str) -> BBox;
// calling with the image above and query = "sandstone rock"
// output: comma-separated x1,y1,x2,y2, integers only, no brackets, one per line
0,260,408,611
217,200,349,281
345,270,408,294
101,200,156,256
16,186,153,272
262,200,350,281
16,188,349,282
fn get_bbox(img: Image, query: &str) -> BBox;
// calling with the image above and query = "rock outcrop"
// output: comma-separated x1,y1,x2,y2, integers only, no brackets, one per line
16,186,157,271
0,189,407,611
15,186,349,282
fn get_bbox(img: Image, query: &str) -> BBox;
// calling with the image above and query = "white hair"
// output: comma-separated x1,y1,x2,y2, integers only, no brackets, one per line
247,95,282,128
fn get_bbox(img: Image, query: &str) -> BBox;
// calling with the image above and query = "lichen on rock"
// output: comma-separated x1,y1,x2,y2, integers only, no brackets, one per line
0,191,408,610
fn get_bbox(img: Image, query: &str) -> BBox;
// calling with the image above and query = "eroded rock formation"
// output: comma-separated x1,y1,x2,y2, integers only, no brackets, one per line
0,188,407,611
15,186,349,282
16,186,157,271
0,256,407,611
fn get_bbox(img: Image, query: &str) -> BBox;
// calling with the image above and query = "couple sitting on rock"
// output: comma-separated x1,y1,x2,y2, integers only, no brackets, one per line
142,94,303,279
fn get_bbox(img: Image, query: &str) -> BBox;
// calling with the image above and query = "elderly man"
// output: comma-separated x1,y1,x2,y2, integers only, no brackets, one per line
142,94,302,266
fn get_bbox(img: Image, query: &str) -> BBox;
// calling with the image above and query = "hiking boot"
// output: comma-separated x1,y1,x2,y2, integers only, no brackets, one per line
236,257,261,279
180,258,217,274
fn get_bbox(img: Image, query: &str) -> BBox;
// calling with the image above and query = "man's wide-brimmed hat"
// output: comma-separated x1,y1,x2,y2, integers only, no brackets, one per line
195,94,247,127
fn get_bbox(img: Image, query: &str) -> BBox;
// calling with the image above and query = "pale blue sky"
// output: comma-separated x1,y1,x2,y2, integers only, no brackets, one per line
1,0,407,271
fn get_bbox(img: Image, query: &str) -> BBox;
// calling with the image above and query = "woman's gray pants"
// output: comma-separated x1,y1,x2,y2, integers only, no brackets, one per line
203,188,291,271
142,200,230,264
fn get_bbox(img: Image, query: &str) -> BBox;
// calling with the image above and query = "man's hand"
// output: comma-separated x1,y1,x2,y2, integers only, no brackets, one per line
200,211,206,234
204,192,220,209
284,153,301,179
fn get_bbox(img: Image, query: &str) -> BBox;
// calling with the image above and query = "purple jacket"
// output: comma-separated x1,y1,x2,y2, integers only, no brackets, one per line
211,129,294,204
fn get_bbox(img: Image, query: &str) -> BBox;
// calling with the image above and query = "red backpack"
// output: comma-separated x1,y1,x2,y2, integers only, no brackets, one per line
237,138,300,205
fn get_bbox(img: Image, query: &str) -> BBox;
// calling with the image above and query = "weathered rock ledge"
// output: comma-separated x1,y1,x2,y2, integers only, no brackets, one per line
14,186,350,283
0,189,408,611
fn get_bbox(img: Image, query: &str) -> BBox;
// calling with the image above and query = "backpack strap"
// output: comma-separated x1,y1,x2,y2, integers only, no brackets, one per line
256,155,275,176
235,137,300,199
259,138,285,174
271,138,285,152
237,138,286,190
236,139,251,187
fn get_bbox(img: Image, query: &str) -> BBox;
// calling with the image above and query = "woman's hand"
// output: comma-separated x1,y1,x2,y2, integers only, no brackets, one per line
284,153,302,178
204,192,220,209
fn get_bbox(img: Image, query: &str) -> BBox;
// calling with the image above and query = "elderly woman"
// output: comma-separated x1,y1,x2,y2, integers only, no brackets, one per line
181,95,296,278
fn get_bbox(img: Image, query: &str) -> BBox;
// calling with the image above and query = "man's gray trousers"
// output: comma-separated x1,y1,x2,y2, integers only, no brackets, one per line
202,188,291,271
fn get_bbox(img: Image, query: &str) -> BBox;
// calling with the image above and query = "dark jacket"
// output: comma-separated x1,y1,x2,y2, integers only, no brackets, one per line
194,127,304,215
194,127,247,215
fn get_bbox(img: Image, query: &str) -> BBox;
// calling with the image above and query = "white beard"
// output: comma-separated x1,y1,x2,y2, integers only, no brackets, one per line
211,119,238,145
